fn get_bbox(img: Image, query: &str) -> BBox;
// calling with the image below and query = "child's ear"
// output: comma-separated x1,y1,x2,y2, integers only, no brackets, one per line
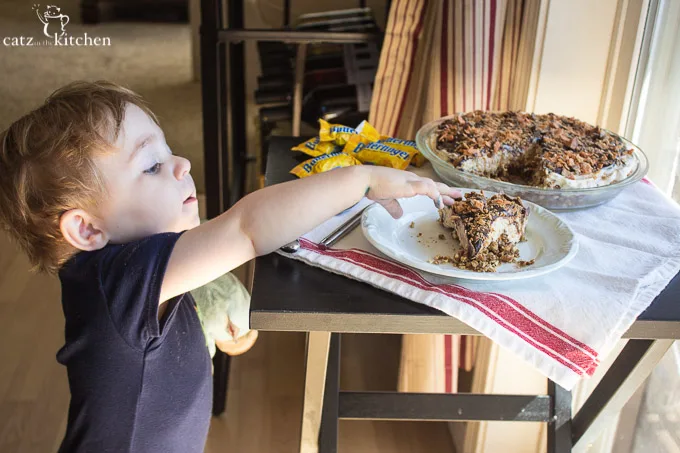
60,209,109,251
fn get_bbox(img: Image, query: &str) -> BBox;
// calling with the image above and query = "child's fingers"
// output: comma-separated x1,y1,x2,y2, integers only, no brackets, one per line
441,195,457,206
409,178,442,208
377,198,404,219
436,183,462,200
215,330,259,356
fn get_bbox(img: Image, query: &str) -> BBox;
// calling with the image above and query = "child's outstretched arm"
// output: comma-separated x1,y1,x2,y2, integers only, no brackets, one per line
161,165,461,303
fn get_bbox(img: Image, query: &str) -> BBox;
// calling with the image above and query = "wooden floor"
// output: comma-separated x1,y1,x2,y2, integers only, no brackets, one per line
0,230,454,452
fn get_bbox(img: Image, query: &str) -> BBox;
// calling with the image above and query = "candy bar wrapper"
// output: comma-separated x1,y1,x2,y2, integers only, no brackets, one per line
345,126,424,168
319,119,357,146
343,139,417,170
291,136,342,157
355,120,382,142
294,118,426,168
378,137,425,167
290,151,362,178
410,151,426,167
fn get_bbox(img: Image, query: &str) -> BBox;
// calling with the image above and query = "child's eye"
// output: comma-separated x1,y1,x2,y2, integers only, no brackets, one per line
144,162,162,175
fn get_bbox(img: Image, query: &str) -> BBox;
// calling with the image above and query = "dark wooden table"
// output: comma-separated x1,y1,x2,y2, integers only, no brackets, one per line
251,137,680,453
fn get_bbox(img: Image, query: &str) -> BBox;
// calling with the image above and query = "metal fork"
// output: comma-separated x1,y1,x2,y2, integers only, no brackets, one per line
279,204,371,253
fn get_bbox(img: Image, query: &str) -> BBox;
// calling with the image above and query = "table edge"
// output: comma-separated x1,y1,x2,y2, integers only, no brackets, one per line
250,313,680,340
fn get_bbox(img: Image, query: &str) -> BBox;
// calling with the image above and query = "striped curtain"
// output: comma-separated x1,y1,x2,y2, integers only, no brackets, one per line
370,0,537,139
372,0,538,393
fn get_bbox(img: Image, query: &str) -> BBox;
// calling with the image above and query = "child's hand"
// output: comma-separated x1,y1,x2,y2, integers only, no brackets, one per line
365,167,462,218
215,330,259,356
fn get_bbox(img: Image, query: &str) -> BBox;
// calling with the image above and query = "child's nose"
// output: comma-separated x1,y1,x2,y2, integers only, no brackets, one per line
174,156,191,180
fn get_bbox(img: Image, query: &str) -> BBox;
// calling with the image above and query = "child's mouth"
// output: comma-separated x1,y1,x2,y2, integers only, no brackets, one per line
184,195,197,205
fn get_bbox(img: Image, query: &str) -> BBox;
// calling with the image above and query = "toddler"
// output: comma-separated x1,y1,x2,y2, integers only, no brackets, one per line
0,81,459,452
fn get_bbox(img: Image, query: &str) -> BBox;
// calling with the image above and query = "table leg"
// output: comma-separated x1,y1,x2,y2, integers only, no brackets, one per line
318,333,341,453
548,381,572,453
300,331,332,453
572,339,674,451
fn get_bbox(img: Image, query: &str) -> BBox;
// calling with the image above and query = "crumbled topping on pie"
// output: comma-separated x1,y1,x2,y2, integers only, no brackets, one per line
435,111,635,187
434,191,529,272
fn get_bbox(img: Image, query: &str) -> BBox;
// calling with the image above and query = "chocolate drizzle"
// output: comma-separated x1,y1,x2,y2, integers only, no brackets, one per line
437,191,529,272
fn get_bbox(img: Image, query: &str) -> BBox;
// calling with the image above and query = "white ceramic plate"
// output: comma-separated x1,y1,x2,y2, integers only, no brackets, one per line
361,190,578,281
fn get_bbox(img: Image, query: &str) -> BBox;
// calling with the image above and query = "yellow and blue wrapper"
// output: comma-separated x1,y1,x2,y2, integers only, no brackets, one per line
355,120,382,143
378,137,426,167
290,151,362,178
291,119,426,175
410,151,426,167
319,119,357,146
343,125,424,168
291,136,342,157
343,139,417,170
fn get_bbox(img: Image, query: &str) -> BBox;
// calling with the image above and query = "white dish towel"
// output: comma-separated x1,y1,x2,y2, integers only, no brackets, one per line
278,170,680,389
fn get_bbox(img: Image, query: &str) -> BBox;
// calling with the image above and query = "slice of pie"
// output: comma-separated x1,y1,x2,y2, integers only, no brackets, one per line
435,191,530,272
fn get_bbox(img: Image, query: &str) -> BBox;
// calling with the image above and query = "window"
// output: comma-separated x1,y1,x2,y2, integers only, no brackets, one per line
626,0,680,200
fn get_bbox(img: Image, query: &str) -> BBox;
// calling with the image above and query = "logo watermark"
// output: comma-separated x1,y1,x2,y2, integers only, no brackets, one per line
3,4,111,47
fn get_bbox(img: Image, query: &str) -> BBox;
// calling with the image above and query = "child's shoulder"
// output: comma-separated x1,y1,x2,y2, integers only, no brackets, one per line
59,231,187,347
62,231,183,277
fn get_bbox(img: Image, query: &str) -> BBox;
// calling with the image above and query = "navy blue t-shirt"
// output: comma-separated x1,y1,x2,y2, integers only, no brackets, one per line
57,232,212,452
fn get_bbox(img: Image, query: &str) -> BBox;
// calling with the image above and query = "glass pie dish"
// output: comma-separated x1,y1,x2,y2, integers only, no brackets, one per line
415,115,649,211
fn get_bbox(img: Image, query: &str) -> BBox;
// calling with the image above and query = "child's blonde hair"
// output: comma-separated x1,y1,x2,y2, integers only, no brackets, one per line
0,80,159,273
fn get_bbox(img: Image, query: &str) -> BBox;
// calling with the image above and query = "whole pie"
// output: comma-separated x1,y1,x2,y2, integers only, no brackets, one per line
435,191,531,272
435,111,636,189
